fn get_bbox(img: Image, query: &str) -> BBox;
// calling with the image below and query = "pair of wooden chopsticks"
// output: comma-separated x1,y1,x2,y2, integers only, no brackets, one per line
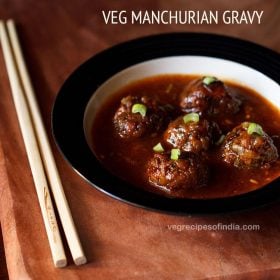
0,20,86,267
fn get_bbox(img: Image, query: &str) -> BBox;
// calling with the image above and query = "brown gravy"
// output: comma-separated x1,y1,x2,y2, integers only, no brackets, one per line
91,75,280,198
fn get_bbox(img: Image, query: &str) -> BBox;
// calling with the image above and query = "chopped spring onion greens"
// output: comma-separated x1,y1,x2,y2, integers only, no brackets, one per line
153,143,164,153
247,122,264,136
183,113,200,124
203,76,218,85
215,135,225,146
132,103,147,117
171,149,181,160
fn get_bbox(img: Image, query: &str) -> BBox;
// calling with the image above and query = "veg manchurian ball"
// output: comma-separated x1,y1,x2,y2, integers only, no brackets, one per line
113,95,172,139
146,152,208,193
180,77,241,116
163,114,221,153
221,122,278,168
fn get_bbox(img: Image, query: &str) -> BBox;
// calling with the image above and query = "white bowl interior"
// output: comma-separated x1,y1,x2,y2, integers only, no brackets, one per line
84,56,280,146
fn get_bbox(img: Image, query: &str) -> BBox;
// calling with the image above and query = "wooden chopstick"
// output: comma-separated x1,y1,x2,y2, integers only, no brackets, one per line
6,19,87,266
0,20,87,266
0,21,67,268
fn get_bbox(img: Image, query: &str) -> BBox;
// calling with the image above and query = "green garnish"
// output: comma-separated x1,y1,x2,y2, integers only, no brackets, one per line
183,113,200,124
153,142,164,153
171,149,181,160
202,76,218,85
132,103,147,117
247,122,264,136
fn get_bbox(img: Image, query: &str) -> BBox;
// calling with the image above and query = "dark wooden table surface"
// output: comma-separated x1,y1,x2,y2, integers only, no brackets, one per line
1,1,280,279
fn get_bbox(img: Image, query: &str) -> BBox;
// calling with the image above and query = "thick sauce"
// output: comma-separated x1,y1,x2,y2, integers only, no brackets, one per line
91,75,280,198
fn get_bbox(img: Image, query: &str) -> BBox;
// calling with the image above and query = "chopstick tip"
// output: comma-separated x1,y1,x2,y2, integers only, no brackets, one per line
74,256,87,266
0,20,5,29
55,259,67,268
6,19,15,26
0,20,7,42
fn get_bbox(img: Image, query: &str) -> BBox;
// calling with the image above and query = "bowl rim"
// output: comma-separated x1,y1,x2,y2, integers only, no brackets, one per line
52,32,280,215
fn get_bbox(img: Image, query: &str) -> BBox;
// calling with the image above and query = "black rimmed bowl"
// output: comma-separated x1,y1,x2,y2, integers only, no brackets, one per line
52,33,280,214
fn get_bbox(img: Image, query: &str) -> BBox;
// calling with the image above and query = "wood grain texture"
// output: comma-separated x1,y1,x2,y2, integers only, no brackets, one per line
0,0,280,279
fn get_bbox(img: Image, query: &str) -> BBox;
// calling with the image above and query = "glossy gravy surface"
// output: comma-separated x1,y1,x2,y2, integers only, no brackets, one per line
91,75,280,198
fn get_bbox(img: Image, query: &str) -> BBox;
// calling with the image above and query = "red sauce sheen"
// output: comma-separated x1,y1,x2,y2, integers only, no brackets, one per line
91,75,280,198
